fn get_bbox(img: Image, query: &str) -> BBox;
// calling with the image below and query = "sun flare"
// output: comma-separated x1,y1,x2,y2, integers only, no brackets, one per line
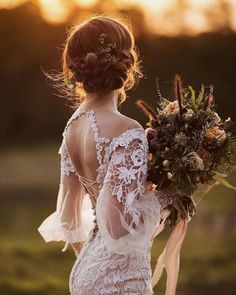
0,0,235,35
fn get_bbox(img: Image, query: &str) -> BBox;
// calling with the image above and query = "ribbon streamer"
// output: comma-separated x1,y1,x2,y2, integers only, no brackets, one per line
151,217,190,295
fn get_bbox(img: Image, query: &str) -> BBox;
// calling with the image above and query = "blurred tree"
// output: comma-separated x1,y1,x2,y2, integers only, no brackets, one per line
0,2,235,148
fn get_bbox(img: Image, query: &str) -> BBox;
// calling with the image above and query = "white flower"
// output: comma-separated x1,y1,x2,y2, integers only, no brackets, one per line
213,112,221,124
183,109,194,121
167,172,173,179
162,160,169,167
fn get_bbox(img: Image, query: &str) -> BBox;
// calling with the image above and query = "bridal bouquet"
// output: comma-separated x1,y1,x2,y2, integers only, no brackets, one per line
137,75,236,225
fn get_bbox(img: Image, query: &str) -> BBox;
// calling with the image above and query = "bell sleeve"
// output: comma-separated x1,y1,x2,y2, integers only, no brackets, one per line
38,142,94,247
96,132,161,255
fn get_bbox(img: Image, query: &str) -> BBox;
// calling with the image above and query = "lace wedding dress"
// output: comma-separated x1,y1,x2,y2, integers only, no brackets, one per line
38,108,189,295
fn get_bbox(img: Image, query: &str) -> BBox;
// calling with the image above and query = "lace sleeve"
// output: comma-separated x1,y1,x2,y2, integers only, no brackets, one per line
38,141,94,246
96,132,159,254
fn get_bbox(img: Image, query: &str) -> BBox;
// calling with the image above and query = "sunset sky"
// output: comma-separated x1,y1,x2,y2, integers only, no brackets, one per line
1,0,236,36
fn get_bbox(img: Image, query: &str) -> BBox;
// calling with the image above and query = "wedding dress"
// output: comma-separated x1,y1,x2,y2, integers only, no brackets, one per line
38,107,189,295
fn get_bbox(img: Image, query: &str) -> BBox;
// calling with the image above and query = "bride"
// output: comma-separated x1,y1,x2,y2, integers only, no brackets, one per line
38,15,189,295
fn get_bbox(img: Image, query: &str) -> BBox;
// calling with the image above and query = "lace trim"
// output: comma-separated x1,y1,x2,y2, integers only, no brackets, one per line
87,110,111,166
62,108,84,137
109,128,147,152
58,141,76,180
96,128,147,188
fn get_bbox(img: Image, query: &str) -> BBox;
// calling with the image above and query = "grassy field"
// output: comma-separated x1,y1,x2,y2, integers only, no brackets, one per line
0,144,236,295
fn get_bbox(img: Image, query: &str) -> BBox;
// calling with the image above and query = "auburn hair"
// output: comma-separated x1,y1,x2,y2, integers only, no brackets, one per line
47,15,143,106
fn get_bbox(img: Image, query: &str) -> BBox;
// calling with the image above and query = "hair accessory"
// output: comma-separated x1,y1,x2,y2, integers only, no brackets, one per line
66,33,117,89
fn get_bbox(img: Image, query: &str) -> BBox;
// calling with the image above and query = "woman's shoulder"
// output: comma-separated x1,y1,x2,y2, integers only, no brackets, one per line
106,112,144,137
105,112,147,151
117,113,143,129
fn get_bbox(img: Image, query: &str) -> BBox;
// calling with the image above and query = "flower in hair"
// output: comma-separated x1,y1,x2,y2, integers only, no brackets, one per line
85,53,97,65
66,33,117,88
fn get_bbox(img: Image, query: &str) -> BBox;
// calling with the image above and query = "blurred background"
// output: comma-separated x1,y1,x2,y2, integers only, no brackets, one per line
0,0,236,294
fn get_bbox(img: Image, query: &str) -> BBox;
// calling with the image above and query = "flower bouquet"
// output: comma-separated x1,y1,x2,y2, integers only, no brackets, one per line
137,75,236,226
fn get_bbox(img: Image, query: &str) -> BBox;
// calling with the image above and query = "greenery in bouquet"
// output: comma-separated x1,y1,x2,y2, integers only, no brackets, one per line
136,75,236,225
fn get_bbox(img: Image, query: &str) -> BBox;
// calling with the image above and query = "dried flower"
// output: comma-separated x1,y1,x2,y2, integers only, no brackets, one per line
149,139,160,151
196,147,212,162
85,52,97,65
204,127,227,147
174,132,188,146
183,151,204,171
212,112,221,124
145,128,157,141
163,100,179,115
183,109,194,121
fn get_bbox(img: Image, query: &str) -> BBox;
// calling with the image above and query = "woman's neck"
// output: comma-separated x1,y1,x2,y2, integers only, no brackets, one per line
81,90,119,113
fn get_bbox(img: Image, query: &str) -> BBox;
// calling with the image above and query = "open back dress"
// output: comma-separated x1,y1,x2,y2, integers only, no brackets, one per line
38,107,189,295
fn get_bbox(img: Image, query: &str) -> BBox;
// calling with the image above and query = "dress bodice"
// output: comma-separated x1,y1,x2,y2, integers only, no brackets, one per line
59,107,146,209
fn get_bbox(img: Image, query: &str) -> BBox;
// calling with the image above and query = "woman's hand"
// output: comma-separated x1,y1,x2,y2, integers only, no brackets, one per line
171,198,188,219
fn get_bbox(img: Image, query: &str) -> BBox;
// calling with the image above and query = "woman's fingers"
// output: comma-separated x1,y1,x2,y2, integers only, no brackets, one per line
172,199,188,219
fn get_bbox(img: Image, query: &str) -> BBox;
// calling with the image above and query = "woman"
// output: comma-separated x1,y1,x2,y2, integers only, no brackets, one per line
38,15,189,295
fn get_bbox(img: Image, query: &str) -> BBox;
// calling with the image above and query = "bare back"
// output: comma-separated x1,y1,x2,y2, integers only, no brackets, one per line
64,107,143,196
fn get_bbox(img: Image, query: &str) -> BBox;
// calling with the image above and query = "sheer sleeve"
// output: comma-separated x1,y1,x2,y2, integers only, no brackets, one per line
95,129,190,294
96,131,161,255
38,142,94,246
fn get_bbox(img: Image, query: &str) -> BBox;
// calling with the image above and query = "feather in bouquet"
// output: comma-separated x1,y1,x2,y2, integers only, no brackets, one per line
136,75,236,226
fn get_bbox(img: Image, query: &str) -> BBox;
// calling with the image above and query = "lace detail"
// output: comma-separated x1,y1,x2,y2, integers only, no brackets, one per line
104,134,148,225
58,141,76,180
62,108,84,137
86,110,112,186
38,107,187,295
69,232,153,295
59,108,112,187
87,110,111,166
59,108,85,179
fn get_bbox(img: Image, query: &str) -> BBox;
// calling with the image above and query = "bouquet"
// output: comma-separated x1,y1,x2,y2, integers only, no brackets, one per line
137,75,236,225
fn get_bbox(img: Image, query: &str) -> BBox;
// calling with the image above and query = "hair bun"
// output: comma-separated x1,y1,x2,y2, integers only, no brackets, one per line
64,17,142,98
71,47,133,93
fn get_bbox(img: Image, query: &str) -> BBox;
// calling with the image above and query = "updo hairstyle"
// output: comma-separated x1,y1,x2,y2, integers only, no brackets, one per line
60,15,142,105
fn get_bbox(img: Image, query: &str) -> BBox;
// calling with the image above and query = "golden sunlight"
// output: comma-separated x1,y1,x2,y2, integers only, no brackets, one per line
38,0,69,23
0,0,27,9
0,0,235,35
74,0,98,7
